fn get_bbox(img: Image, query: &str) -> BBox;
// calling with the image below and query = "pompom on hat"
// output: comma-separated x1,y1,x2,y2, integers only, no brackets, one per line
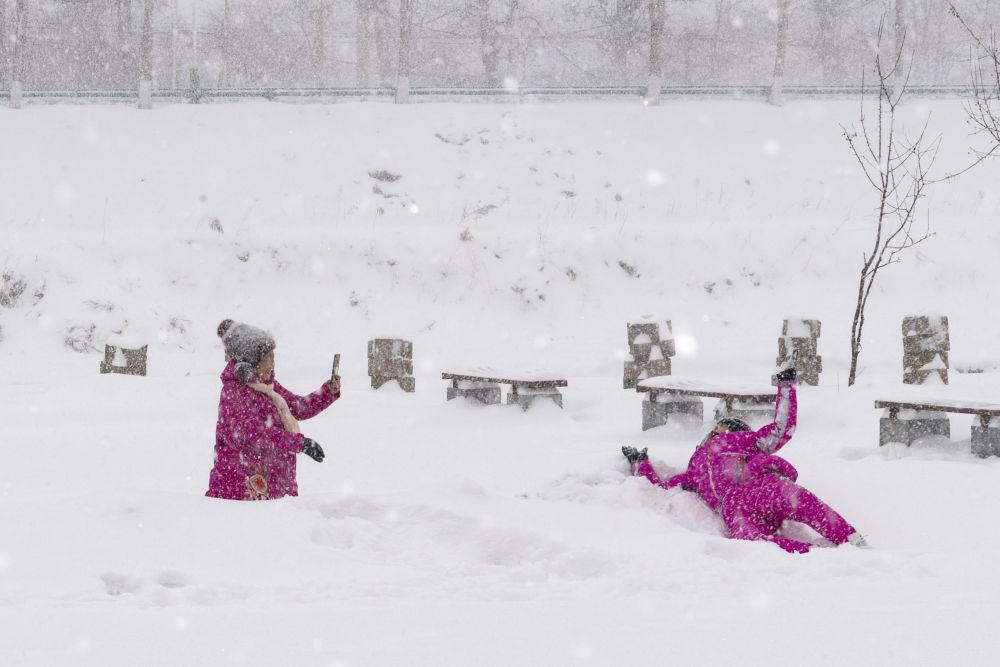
217,319,276,384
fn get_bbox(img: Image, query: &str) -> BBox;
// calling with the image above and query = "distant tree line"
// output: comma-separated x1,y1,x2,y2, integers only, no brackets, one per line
0,1,997,92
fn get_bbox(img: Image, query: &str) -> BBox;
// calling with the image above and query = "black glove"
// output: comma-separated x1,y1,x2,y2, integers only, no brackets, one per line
302,437,325,462
774,366,797,382
622,446,648,465
775,349,798,382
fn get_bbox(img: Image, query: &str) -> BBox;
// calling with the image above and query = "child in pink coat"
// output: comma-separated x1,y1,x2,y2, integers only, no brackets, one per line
624,370,863,553
206,320,340,501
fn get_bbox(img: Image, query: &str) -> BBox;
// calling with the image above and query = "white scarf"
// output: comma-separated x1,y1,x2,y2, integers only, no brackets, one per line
249,382,301,434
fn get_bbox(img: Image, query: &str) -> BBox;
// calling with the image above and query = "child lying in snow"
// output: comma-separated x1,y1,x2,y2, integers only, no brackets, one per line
623,368,865,553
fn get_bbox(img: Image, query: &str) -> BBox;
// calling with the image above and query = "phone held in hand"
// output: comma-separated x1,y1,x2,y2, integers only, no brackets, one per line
331,353,341,380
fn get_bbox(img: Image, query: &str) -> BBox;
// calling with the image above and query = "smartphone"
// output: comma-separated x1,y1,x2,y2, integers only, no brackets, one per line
331,353,341,380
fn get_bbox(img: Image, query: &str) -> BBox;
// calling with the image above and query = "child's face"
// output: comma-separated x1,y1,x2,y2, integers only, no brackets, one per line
257,351,275,381
713,423,730,435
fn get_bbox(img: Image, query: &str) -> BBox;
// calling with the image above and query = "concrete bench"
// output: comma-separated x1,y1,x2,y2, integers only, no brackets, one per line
637,377,777,431
442,371,567,410
875,398,1000,457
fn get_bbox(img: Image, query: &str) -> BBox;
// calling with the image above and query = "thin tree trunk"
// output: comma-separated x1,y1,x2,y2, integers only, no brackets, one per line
396,0,412,102
219,0,231,88
138,0,154,108
891,0,908,93
0,0,8,90
312,0,327,86
375,0,395,86
813,0,835,85
356,0,373,87
646,0,665,105
477,0,500,86
768,0,790,105
116,1,134,89
10,0,28,108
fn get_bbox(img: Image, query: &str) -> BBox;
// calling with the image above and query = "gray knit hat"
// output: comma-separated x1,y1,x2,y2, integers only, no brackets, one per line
217,319,276,384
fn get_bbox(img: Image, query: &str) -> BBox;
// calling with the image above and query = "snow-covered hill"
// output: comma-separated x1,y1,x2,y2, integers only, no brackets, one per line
2,100,999,665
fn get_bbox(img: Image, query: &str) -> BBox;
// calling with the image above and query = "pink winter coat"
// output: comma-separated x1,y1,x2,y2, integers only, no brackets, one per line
640,381,798,510
206,361,338,501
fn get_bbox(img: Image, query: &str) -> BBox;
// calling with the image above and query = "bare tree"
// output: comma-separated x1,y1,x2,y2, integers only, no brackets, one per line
0,0,7,90
768,0,790,105
949,3,1000,157
138,0,154,109
357,0,375,87
842,20,940,386
812,0,836,85
115,0,135,88
375,0,396,85
10,0,27,108
219,0,231,87
396,0,413,102
645,0,664,104
474,0,501,86
311,0,328,85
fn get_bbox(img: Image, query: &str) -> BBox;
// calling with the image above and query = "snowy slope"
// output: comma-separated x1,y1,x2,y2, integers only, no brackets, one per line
2,100,1000,665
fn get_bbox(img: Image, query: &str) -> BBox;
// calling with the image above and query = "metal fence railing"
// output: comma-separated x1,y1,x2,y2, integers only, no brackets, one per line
0,84,976,104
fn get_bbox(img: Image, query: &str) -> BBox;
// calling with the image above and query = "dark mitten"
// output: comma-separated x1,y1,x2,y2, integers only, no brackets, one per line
622,446,648,465
302,437,325,462
774,366,797,382
775,349,798,382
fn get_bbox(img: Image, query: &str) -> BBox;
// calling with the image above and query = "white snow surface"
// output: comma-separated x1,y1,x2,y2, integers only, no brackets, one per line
3,100,1000,665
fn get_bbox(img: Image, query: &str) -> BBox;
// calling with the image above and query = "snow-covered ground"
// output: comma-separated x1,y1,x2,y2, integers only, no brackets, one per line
2,100,1000,665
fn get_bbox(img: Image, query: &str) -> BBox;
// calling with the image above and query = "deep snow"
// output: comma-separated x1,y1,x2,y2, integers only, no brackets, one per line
2,100,1000,665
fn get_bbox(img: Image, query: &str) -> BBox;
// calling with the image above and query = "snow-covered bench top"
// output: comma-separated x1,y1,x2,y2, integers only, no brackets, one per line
637,376,777,402
875,397,1000,418
441,370,568,389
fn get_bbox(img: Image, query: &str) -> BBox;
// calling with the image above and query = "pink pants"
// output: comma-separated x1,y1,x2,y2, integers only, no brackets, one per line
721,476,856,554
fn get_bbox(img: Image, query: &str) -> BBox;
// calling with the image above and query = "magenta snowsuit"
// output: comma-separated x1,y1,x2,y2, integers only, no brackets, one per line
636,381,856,553
206,361,338,501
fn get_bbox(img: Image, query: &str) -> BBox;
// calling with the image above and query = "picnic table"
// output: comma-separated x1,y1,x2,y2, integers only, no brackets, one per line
636,376,778,431
875,394,1000,456
442,369,568,410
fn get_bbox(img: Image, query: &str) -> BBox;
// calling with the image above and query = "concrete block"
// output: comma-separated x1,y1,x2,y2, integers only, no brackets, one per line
903,331,950,352
782,319,821,338
507,388,563,410
637,358,671,380
778,336,818,358
642,397,703,431
630,343,653,363
902,315,948,338
99,344,147,376
627,323,661,346
368,357,414,377
623,361,641,389
368,338,413,360
879,418,911,446
902,368,949,386
397,376,416,393
880,415,950,446
971,426,1000,458
908,417,951,441
447,384,501,405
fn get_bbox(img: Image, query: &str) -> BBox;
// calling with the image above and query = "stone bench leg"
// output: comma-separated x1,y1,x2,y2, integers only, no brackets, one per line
971,418,1000,457
642,394,703,431
447,382,502,405
507,387,563,411
879,409,950,447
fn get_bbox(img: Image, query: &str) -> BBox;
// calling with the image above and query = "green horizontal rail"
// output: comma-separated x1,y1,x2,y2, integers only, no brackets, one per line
0,85,976,102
